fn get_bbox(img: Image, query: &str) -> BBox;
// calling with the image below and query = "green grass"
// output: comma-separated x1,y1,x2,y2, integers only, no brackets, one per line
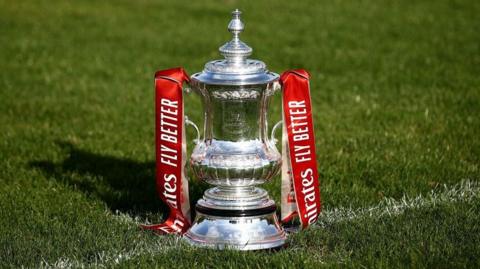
1,0,479,268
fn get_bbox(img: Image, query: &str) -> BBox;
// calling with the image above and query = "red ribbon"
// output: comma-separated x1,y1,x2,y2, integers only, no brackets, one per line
143,67,320,233
141,67,191,234
280,70,321,228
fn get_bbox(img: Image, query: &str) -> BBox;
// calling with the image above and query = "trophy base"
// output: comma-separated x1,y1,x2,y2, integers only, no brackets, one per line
184,193,286,250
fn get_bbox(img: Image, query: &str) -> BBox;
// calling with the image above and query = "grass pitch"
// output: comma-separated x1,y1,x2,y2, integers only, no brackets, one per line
1,0,479,268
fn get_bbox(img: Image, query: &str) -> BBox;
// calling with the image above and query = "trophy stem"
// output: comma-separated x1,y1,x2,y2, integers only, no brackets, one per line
201,186,271,210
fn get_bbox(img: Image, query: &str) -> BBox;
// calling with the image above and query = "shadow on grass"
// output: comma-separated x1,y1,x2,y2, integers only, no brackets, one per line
29,141,206,219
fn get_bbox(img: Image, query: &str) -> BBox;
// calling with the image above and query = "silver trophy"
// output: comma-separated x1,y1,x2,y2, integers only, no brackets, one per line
184,9,286,250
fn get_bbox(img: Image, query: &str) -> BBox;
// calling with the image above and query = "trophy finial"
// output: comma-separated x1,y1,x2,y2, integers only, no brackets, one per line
219,9,252,63
228,9,243,38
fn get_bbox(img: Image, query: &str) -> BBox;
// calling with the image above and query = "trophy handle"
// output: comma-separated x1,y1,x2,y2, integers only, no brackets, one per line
184,86,201,144
269,80,283,145
271,120,283,145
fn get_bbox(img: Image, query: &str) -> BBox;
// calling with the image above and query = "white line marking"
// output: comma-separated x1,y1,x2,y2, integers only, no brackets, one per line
39,180,480,268
317,180,480,227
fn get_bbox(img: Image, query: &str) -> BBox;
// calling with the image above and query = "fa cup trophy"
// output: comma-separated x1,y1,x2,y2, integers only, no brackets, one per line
145,9,320,251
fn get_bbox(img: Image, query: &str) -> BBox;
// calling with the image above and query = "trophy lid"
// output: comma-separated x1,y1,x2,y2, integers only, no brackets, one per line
191,9,279,86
